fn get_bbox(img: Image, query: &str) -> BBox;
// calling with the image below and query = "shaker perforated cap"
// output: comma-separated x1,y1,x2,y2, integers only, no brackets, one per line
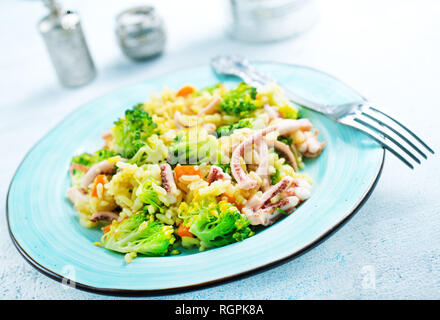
115,6,166,61
38,3,96,87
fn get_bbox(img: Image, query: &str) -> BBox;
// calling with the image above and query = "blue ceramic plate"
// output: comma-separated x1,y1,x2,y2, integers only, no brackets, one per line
7,62,384,295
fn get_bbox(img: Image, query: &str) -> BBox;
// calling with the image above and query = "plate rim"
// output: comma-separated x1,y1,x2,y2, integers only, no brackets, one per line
6,61,385,296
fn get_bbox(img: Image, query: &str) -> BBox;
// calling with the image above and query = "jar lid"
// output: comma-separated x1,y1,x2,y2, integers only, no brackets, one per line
116,6,163,34
115,6,166,60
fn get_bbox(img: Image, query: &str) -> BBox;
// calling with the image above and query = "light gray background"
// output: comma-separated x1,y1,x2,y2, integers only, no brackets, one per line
1,0,439,299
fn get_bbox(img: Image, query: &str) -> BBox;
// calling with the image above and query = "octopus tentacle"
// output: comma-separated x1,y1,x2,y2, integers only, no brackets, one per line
160,163,177,193
266,138,298,172
231,119,311,190
283,179,312,201
207,165,231,183
275,119,313,136
174,111,189,129
244,176,294,212
246,196,299,226
81,160,116,188
160,163,181,204
198,96,222,116
69,163,89,177
66,186,87,204
255,139,270,190
231,136,262,190
89,211,119,222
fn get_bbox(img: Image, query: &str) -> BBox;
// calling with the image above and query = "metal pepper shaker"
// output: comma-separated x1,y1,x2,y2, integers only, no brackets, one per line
38,0,96,87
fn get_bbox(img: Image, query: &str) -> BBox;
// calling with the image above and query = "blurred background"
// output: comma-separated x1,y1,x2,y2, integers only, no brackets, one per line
1,0,439,299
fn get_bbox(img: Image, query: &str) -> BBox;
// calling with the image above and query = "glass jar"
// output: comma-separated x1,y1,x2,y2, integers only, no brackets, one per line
229,0,318,42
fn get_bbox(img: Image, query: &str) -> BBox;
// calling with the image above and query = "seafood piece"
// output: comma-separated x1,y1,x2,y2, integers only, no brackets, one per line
81,160,116,188
244,176,294,211
275,119,312,136
266,138,298,172
66,186,87,204
283,179,312,201
230,132,267,190
243,176,296,226
231,119,312,189
69,163,89,177
89,211,119,222
198,96,222,116
206,165,231,183
246,196,299,226
255,139,270,190
296,130,325,158
160,163,180,204
264,104,280,121
174,111,188,129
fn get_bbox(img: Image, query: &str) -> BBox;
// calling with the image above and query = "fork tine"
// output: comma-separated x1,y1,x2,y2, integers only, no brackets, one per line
347,120,414,169
354,116,421,164
361,110,427,159
368,106,434,154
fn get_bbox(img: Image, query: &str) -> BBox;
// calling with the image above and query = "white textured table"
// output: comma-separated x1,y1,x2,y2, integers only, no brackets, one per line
1,0,439,299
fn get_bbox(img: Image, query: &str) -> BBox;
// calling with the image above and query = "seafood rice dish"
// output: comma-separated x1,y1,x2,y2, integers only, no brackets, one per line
66,82,325,262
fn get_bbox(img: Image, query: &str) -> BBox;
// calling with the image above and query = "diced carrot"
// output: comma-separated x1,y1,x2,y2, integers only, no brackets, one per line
91,174,106,197
174,165,202,181
176,85,195,97
102,224,111,234
222,193,243,211
177,223,194,238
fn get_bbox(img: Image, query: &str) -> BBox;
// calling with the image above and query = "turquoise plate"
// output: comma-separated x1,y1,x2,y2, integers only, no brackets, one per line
7,62,384,295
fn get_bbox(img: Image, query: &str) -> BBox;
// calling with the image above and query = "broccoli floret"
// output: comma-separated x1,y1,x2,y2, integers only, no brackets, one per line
168,130,219,165
215,163,232,176
220,83,260,118
277,136,293,146
102,212,175,256
184,200,253,250
71,148,115,167
70,148,116,186
127,135,168,166
258,83,299,119
71,153,95,167
95,148,117,161
111,104,158,158
137,177,165,213
216,119,253,137
270,168,281,185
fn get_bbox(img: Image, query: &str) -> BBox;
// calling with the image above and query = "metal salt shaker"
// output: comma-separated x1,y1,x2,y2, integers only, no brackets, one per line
115,6,166,61
38,0,96,87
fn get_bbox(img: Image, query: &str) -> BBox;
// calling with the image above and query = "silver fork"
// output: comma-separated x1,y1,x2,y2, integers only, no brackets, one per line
210,54,434,169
